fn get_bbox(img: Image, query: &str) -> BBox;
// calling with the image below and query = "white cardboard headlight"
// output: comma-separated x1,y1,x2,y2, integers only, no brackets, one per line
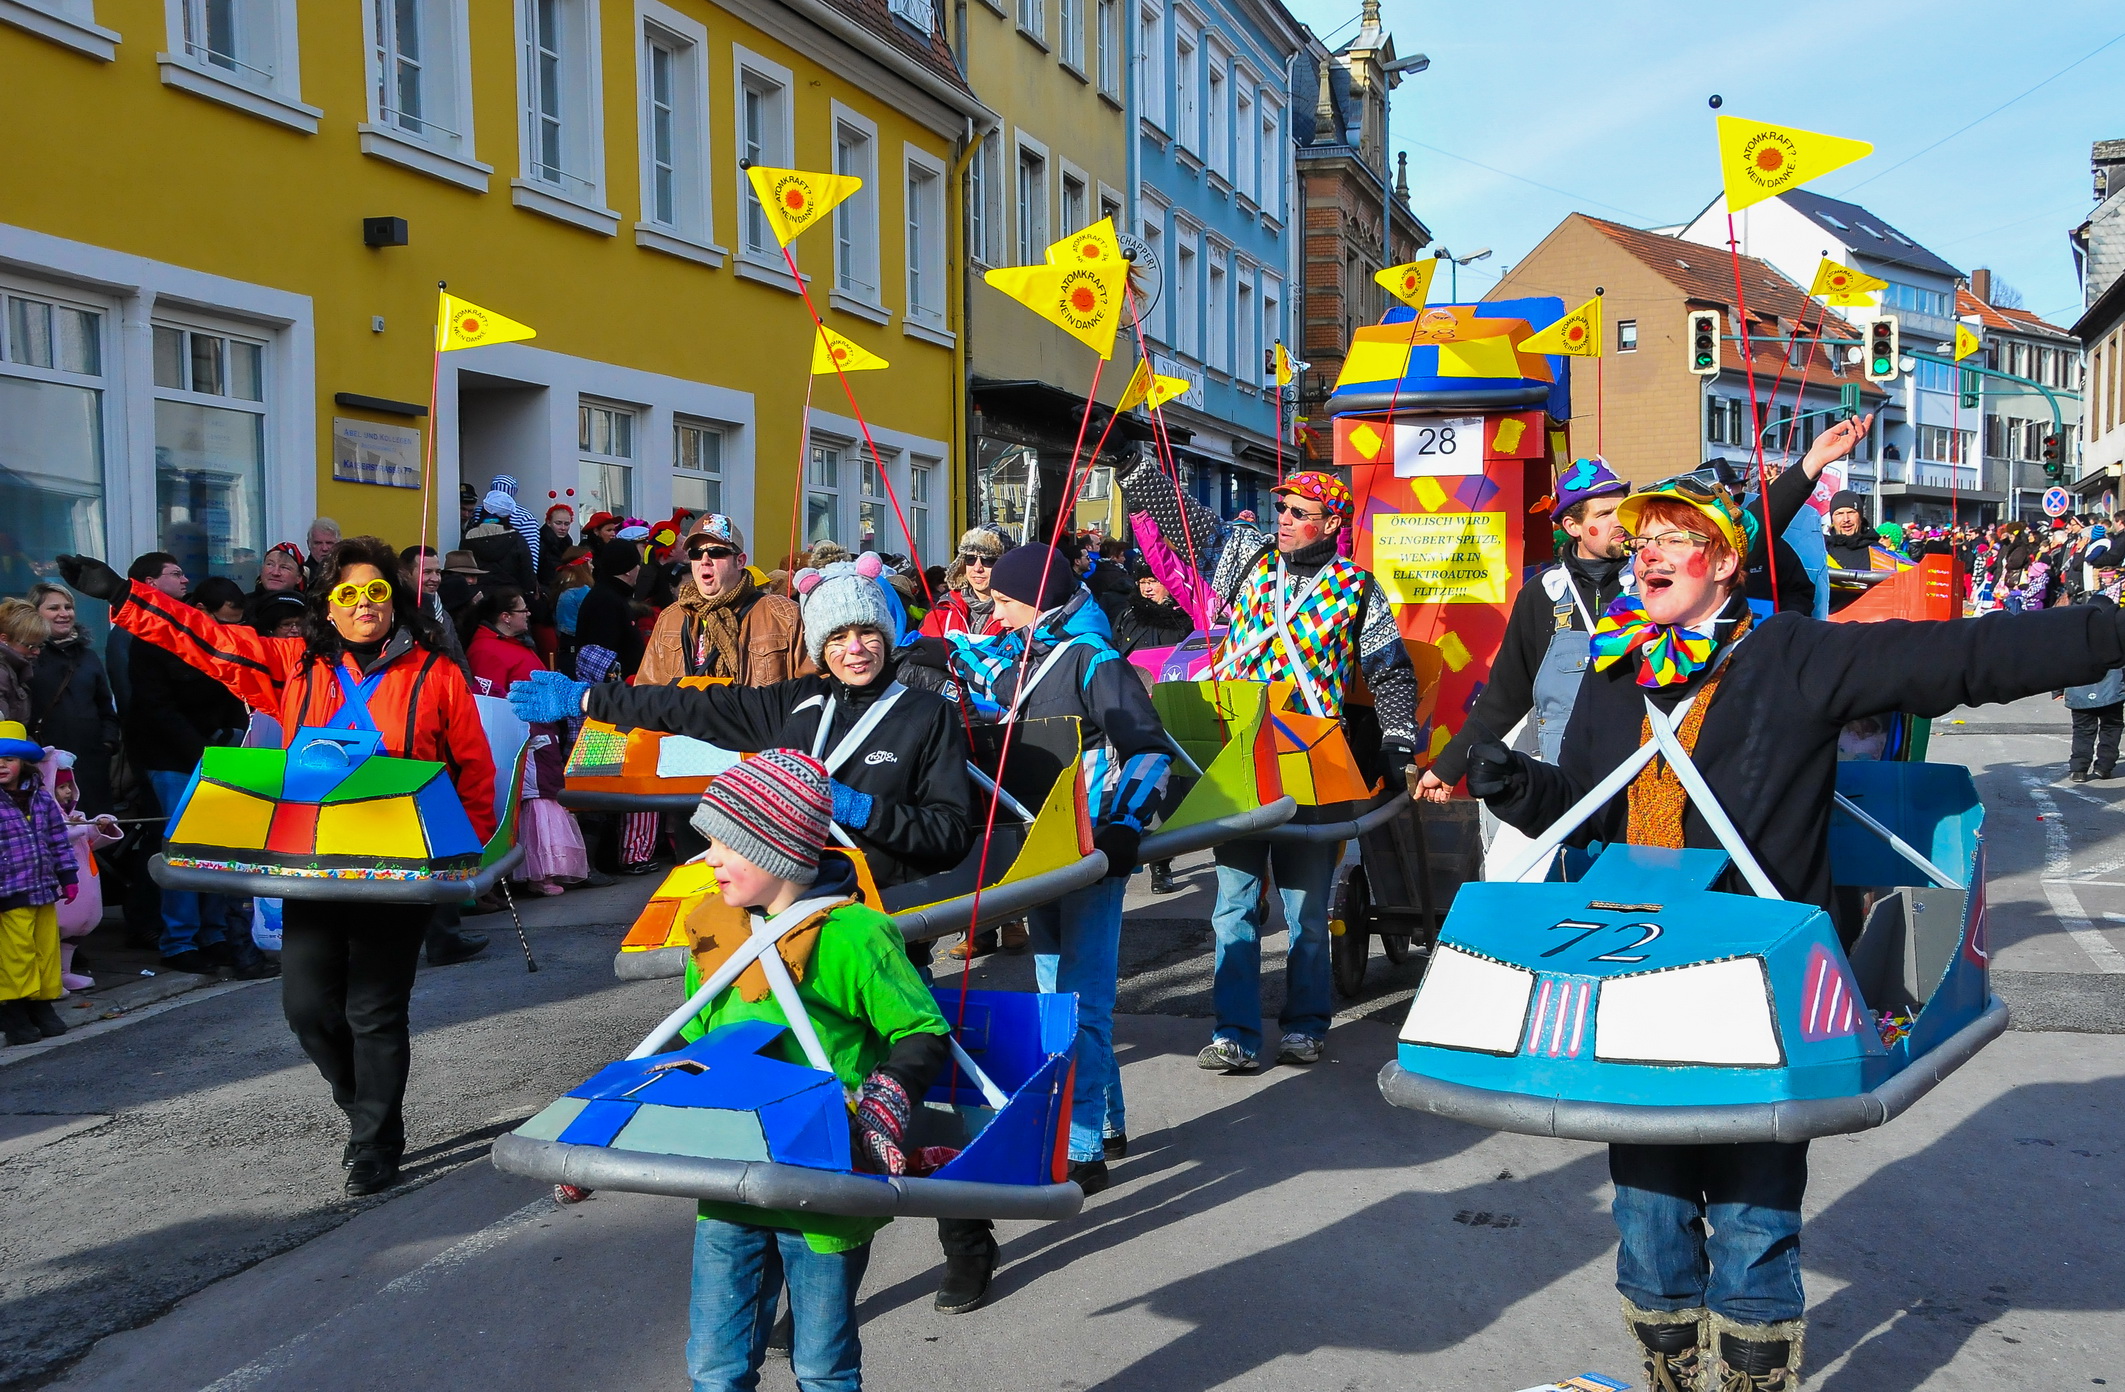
1401,945,1536,1055
1595,957,1782,1067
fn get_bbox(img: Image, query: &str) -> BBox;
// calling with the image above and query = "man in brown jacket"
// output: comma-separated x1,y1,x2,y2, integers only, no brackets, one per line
638,514,808,687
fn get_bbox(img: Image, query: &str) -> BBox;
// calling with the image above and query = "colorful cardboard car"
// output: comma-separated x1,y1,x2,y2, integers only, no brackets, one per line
1380,760,2005,1143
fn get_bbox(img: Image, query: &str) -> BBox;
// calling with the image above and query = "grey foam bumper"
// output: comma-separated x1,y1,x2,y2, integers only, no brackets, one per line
1377,996,2010,1145
491,1131,1084,1220
558,789,701,812
1258,791,1411,843
1138,796,1299,862
1328,385,1553,415
150,845,526,905
612,852,1113,979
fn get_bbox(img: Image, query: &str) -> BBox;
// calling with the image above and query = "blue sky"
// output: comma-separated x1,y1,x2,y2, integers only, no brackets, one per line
1282,0,2122,326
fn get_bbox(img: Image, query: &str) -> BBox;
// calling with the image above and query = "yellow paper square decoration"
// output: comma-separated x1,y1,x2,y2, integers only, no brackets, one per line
1348,422,1384,460
1492,418,1526,453
1411,476,1447,512
1428,724,1454,757
1436,631,1472,672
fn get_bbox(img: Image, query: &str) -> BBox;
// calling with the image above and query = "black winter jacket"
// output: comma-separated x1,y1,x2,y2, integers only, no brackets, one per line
574,576,644,678
30,634,118,755
587,669,974,887
1112,594,1194,655
1488,599,2125,910
125,634,247,772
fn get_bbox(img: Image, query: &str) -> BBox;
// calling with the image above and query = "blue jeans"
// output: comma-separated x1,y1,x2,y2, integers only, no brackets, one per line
147,768,225,957
687,1218,871,1392
1610,1142,1809,1324
1027,874,1127,1162
1209,836,1340,1055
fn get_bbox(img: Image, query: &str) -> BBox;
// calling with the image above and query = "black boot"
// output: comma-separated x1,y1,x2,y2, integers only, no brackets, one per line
1149,860,1178,894
934,1235,999,1314
1067,1158,1109,1196
1708,1313,1804,1392
344,1149,402,1197
225,934,280,980
1623,1300,1703,1392
23,999,67,1039
0,1000,40,1046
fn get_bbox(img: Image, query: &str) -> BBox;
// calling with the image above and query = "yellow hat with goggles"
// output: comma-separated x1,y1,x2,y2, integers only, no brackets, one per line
1615,474,1756,557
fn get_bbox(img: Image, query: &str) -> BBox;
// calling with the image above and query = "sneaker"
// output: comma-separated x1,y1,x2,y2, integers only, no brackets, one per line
577,870,618,889
2072,769,2094,783
553,1184,593,1205
426,933,489,967
1067,1159,1110,1196
1102,1131,1129,1159
1276,1033,1324,1066
1149,862,1179,895
1196,1038,1259,1073
765,1308,793,1359
945,931,996,961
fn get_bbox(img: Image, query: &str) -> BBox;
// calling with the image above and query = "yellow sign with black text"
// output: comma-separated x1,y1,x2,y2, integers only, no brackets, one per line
1373,512,1509,605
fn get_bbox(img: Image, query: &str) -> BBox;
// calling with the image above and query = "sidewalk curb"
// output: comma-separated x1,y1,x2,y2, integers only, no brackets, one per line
0,976,270,1068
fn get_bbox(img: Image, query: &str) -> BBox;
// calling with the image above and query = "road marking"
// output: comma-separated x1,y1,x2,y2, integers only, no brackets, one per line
2022,775,2125,974
198,1199,553,1391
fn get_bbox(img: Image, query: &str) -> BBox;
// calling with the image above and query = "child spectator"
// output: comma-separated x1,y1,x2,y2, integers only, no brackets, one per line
678,748,952,1392
38,750,120,991
0,721,80,1044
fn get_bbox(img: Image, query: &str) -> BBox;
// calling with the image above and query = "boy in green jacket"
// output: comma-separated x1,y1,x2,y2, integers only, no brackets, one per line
677,748,952,1392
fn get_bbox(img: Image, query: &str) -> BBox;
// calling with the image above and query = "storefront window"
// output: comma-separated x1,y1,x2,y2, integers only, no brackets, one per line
976,439,1036,543
0,291,108,607
579,400,636,522
673,418,723,516
153,321,267,591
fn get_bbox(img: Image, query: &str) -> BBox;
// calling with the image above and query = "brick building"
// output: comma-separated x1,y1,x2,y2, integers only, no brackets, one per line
1289,6,1428,463
1488,213,1887,488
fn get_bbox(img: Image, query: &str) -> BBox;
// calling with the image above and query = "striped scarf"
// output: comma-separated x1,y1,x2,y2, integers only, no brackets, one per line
1217,551,1368,715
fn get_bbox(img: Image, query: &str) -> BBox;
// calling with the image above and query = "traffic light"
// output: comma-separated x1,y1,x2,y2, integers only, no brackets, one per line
1959,367,1980,410
2043,431,2063,480
1687,310,1720,376
1864,315,1900,383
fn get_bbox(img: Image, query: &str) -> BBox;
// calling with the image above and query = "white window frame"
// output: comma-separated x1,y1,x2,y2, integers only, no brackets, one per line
579,397,639,519
1173,221,1200,360
1235,262,1255,391
0,277,115,573
1015,0,1043,46
1059,162,1089,239
1257,98,1281,221
1259,273,1281,384
903,144,951,344
633,1,720,265
4,0,123,61
158,0,320,132
1135,0,1164,131
150,310,273,589
1056,0,1082,73
806,436,847,546
1233,76,1254,202
1205,50,1228,177
1206,243,1228,372
513,0,616,234
830,102,884,318
359,0,487,189
1014,131,1050,268
1094,0,1119,99
907,455,938,563
733,46,798,285
967,129,1002,267
672,415,725,516
1137,194,1168,343
1173,32,1199,153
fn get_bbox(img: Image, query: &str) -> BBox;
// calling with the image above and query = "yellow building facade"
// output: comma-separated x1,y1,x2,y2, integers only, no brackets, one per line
0,0,987,593
954,0,1132,542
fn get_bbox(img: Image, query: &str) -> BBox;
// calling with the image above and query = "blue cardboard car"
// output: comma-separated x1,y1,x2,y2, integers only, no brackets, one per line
1380,761,2006,1144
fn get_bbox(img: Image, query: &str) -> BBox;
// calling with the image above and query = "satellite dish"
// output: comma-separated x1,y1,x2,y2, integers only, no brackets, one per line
1117,230,1163,321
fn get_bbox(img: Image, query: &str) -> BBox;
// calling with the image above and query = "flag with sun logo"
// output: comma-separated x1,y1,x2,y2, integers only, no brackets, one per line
1115,356,1189,412
1519,295,1603,357
744,165,864,248
811,325,888,374
1716,116,1872,212
984,217,1129,358
1954,322,1982,363
1808,257,1888,306
437,293,536,352
1374,259,1439,310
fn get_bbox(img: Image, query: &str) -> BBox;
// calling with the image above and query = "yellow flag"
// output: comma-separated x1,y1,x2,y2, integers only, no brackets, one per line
1519,295,1602,357
1954,323,1982,363
1375,259,1439,309
984,256,1128,359
745,165,863,248
1717,116,1873,212
437,293,535,352
1046,217,1126,272
1116,358,1189,411
1273,341,1294,386
812,325,888,375
1808,257,1889,306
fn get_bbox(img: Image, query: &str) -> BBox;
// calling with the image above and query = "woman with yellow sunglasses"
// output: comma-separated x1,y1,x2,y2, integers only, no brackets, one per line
59,535,498,1199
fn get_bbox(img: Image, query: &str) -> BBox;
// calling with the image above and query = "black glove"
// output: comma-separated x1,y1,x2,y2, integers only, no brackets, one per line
1463,741,1527,802
1094,822,1142,879
1376,740,1415,796
899,634,950,671
57,554,127,607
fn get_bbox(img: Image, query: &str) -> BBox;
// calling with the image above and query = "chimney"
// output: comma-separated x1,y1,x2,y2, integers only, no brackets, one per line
1971,267,1991,305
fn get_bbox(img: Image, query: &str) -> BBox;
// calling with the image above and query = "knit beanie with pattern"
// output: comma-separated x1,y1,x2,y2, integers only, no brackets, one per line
793,553,897,663
690,748,832,887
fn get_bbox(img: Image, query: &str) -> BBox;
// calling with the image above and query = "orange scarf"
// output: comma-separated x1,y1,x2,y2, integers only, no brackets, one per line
1622,617,1748,848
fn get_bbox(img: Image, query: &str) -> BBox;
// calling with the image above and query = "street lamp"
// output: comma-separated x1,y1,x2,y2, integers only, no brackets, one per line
1379,51,1429,313
1431,246,1491,301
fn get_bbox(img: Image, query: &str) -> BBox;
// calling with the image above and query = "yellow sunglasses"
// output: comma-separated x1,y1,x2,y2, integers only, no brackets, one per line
327,578,394,608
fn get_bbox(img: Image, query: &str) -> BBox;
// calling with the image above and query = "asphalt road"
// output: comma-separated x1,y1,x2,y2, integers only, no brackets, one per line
5,694,2122,1392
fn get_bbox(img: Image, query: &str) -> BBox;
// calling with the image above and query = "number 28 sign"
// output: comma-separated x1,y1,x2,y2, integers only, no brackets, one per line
1388,416,1485,478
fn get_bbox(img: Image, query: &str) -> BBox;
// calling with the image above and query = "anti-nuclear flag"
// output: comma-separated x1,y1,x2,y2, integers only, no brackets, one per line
437,293,535,352
812,325,888,374
1955,322,1983,362
1716,116,1873,212
1808,257,1889,306
1116,357,1188,412
984,217,1129,358
1272,341,1298,386
745,165,863,248
1375,259,1439,310
1520,295,1602,357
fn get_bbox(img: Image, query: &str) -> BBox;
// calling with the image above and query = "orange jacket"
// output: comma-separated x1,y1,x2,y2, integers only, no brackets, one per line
116,582,499,843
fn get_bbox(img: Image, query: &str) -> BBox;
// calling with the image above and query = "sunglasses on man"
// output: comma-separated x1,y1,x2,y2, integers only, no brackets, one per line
959,551,996,566
687,544,738,561
1274,502,1328,521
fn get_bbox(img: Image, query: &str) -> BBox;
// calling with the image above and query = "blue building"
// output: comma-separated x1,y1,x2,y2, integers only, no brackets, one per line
1130,0,1305,518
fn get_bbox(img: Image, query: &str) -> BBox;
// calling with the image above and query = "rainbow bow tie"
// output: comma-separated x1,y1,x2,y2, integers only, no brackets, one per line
1590,596,1717,689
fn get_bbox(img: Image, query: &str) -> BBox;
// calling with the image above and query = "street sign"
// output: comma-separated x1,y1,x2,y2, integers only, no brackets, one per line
2043,486,2070,518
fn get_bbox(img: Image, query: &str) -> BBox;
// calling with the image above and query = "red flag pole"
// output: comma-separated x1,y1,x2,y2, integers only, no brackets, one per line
1726,212,1780,614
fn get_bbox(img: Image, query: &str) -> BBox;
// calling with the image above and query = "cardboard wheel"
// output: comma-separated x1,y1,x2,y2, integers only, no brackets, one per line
1332,868,1372,998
